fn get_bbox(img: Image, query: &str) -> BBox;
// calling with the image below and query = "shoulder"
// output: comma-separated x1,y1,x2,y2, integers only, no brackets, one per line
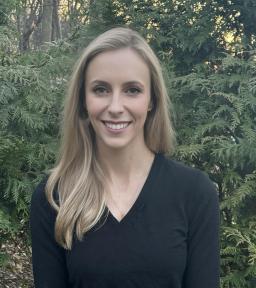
157,153,218,203
159,154,201,178
30,175,57,220
157,154,219,228
31,175,49,207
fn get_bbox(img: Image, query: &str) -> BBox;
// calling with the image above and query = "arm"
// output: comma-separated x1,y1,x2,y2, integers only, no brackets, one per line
183,171,220,288
30,177,69,288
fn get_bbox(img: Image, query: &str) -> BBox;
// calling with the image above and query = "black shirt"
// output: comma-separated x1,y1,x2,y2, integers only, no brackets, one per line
30,153,220,288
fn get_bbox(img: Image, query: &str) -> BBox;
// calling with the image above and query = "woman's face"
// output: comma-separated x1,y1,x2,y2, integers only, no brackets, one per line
85,48,151,151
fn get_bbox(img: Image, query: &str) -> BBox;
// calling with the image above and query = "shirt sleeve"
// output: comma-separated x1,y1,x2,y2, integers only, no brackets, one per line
182,171,220,288
29,177,69,288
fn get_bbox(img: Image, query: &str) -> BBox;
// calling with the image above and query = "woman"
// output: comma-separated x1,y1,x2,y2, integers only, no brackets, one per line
30,27,220,288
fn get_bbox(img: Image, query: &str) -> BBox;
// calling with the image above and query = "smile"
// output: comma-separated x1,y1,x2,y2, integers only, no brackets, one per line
103,121,131,130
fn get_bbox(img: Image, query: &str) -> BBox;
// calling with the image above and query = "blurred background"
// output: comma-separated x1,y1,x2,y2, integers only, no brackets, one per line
0,0,256,287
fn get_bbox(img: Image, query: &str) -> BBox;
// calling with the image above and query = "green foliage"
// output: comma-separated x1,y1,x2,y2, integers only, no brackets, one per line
171,52,256,287
1,1,256,287
0,28,75,246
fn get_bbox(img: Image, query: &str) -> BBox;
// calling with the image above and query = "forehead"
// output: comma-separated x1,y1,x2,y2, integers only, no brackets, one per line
85,48,150,84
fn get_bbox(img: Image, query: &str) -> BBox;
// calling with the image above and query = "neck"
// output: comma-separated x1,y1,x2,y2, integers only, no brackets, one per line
96,142,154,185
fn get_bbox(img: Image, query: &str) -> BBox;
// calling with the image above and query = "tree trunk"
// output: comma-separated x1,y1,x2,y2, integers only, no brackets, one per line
40,0,53,46
18,0,43,51
51,0,61,41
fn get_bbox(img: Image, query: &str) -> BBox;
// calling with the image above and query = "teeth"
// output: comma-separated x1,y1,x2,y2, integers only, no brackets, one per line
105,122,129,130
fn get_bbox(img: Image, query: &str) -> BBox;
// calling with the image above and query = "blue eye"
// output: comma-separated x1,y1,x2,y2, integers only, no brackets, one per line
126,87,141,96
93,86,109,96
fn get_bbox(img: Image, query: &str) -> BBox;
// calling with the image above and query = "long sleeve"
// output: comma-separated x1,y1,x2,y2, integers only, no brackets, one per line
29,177,69,288
182,171,220,288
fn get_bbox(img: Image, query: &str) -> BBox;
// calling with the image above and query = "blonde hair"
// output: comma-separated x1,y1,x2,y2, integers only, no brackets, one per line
45,27,176,249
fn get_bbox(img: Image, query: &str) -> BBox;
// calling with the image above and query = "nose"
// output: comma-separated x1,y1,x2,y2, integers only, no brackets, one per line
108,91,124,115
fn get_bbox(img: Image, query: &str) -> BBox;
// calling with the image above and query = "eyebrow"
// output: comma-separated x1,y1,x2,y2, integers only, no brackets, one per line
90,80,145,88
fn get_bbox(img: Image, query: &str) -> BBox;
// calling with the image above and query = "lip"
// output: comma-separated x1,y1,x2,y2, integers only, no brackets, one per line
102,120,132,124
101,120,132,134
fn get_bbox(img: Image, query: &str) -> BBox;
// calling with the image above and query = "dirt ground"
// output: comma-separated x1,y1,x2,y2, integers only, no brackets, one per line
0,233,33,288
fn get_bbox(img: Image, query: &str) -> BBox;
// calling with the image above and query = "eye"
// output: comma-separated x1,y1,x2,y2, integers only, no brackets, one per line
93,86,109,96
125,87,142,96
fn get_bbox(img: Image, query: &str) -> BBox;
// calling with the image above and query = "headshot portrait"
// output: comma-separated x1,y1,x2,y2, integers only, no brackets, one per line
30,27,220,288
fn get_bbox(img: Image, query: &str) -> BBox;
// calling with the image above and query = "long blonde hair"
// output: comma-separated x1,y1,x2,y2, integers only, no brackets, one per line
45,27,176,250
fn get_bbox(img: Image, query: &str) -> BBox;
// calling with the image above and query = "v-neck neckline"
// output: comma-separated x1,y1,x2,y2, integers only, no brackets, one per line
107,153,161,225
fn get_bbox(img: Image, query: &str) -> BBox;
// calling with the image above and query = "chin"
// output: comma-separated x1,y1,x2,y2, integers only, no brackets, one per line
100,140,131,150
97,135,139,151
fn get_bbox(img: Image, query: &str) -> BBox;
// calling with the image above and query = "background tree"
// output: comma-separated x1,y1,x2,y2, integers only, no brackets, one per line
17,0,43,51
40,0,53,45
0,0,256,287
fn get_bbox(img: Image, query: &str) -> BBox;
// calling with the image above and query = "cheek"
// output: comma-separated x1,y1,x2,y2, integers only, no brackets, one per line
85,97,103,118
133,100,150,119
86,103,97,118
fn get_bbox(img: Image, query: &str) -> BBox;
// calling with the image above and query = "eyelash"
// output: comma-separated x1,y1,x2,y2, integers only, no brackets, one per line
92,86,142,96
93,86,108,95
126,87,141,95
